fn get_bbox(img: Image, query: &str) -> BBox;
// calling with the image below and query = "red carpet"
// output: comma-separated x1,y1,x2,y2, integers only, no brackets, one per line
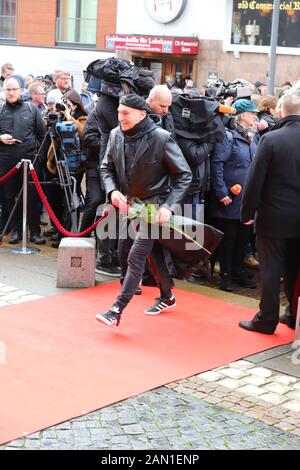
0,283,293,444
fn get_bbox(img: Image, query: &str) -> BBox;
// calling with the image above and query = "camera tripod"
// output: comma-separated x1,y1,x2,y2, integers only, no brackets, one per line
48,124,81,233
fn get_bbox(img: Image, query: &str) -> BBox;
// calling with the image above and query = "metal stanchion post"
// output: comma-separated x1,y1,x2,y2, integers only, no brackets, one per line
295,298,300,343
10,160,40,255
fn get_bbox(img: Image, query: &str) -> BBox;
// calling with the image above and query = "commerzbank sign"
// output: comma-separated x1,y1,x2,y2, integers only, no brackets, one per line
237,1,300,10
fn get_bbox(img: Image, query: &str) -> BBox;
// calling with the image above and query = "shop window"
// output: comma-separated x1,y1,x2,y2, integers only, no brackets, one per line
0,0,17,41
231,0,300,48
56,0,97,46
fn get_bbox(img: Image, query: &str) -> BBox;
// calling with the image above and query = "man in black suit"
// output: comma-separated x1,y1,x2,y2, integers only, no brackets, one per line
239,94,300,334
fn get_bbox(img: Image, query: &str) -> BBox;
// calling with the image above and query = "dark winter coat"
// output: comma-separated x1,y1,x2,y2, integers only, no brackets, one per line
161,112,176,139
210,129,257,219
176,136,212,195
0,99,45,164
95,93,119,162
241,115,300,238
82,108,101,172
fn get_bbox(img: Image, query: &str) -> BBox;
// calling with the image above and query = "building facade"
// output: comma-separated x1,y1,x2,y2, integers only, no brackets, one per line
115,0,300,87
0,0,299,89
0,0,118,88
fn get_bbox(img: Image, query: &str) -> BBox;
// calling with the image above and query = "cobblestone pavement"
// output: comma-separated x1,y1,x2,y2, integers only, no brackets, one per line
168,361,300,436
1,388,300,450
1,274,300,450
0,283,43,306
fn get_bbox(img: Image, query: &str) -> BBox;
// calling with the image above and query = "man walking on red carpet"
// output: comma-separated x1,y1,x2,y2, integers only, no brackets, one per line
96,94,192,327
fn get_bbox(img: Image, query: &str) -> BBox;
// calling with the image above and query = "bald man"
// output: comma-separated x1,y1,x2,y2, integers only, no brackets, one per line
146,85,176,138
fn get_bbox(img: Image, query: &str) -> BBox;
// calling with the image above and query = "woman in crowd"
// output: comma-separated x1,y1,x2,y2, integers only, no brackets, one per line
210,98,258,292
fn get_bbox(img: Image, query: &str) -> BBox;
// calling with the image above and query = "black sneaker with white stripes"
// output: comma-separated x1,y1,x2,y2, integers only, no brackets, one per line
96,305,122,327
144,295,176,315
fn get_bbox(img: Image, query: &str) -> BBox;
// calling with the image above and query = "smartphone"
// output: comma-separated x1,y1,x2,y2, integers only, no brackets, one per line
14,139,22,143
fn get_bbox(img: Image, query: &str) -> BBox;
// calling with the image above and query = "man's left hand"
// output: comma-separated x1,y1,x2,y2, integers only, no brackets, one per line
156,207,172,224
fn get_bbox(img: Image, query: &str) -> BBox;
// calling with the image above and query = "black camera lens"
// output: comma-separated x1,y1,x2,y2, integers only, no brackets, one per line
55,102,66,112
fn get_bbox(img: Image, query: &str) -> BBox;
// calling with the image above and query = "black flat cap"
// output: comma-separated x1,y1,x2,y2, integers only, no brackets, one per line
119,93,151,113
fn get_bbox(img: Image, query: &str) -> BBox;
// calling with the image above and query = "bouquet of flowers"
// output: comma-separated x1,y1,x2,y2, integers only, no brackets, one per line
126,198,223,278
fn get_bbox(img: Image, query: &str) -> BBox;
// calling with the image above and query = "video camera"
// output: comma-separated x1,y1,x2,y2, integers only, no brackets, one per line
45,103,69,130
214,79,252,101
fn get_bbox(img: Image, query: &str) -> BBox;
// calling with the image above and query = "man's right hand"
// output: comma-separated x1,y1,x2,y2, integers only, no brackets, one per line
0,134,16,145
111,190,128,212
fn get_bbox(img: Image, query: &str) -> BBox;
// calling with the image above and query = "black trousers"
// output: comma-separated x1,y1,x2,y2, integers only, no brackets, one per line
257,236,300,324
81,172,118,265
213,218,252,275
115,217,173,311
80,171,103,231
0,159,41,235
0,185,9,233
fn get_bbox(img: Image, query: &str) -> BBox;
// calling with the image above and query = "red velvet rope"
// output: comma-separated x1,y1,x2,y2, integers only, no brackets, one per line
0,165,20,185
30,167,109,237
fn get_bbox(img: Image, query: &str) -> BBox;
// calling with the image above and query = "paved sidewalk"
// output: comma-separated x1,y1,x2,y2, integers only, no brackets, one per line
0,245,299,450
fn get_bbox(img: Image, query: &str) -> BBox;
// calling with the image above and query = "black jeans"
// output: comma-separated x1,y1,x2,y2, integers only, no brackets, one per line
213,218,252,275
257,236,300,324
115,217,173,311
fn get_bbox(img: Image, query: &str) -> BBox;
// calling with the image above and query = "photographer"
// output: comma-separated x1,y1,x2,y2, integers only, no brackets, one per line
46,90,88,246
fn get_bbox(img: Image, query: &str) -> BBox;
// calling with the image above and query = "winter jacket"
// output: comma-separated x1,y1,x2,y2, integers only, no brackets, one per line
95,94,119,162
82,108,101,172
0,99,45,163
176,136,212,195
241,115,300,238
210,128,257,219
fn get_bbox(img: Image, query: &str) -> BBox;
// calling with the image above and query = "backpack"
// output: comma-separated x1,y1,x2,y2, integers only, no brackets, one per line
55,121,83,171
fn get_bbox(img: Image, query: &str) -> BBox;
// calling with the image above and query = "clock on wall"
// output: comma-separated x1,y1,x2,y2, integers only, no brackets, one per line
144,0,187,24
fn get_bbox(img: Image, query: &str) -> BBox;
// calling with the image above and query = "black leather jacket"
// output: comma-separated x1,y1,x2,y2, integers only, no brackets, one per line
101,119,192,209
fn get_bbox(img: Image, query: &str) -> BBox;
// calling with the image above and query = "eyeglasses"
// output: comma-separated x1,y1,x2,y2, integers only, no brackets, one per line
4,88,20,92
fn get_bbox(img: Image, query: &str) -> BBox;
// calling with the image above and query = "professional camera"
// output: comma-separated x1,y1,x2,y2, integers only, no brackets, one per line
214,79,252,101
55,102,67,112
45,102,69,129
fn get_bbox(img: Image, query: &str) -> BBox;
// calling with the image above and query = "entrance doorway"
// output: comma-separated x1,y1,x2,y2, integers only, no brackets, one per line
133,55,194,87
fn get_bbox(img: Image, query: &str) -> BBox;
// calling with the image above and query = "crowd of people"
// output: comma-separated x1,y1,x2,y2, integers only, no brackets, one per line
0,60,299,333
